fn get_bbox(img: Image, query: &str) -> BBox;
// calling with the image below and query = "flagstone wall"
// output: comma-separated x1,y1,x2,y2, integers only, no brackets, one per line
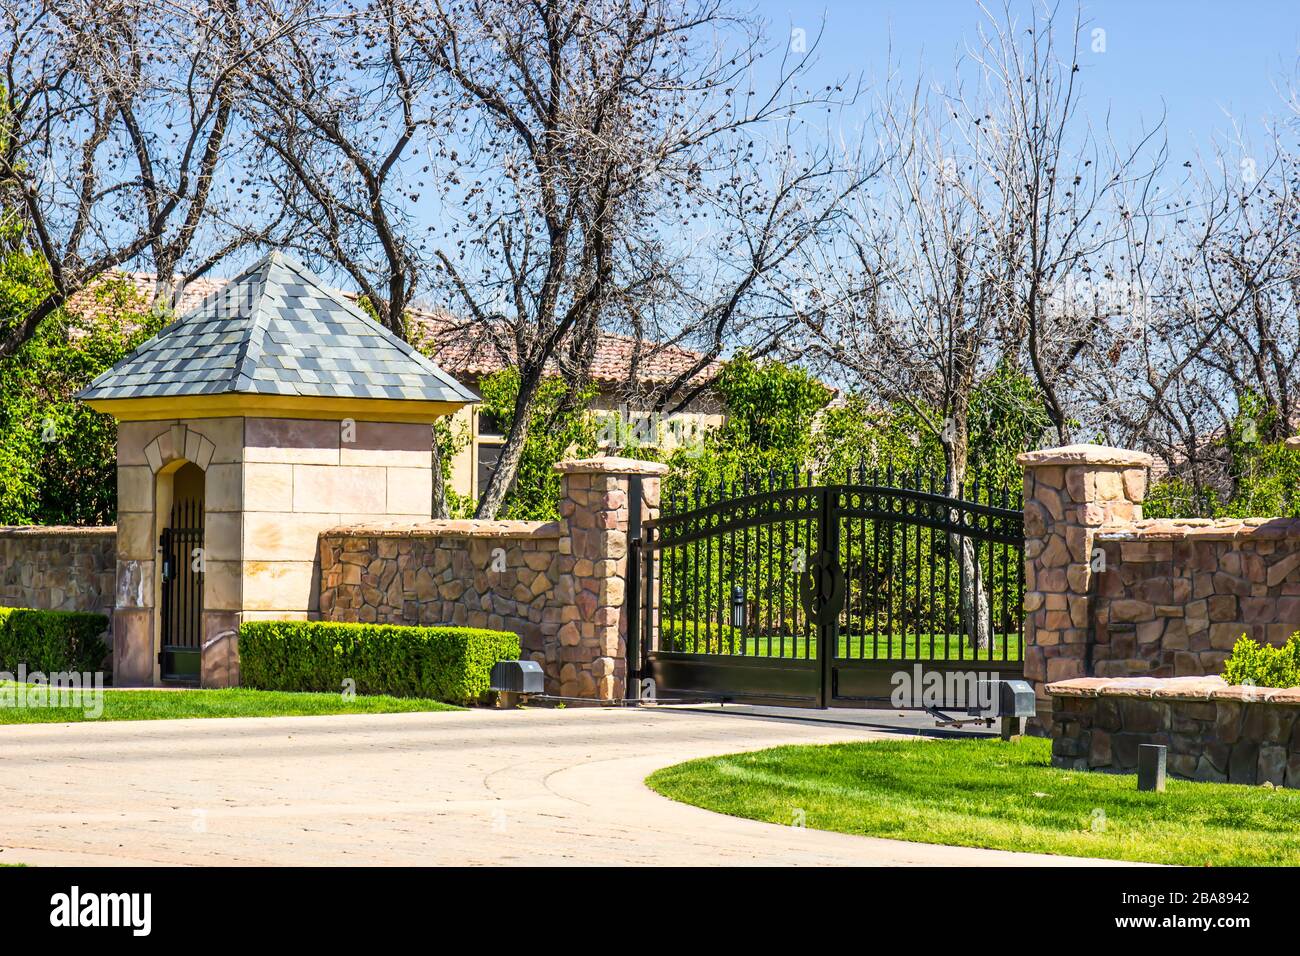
318,457,665,700
1047,675,1300,786
1021,444,1300,730
0,526,116,618
1090,521,1300,680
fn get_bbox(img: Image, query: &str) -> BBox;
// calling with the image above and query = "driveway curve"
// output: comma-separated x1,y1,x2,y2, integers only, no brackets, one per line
0,707,1119,866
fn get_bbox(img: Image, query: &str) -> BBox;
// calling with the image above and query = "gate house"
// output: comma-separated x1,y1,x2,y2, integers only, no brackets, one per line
78,251,476,686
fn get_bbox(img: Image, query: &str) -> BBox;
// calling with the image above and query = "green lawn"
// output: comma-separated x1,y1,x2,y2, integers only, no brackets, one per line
0,683,460,724
666,632,1022,661
646,736,1300,866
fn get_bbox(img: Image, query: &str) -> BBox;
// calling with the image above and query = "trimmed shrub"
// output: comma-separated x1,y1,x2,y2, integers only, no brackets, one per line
0,607,110,673
1222,633,1300,689
660,618,742,655
238,621,520,704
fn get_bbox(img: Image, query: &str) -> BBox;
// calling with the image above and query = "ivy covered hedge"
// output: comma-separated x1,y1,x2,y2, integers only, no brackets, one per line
238,621,520,704
0,607,110,673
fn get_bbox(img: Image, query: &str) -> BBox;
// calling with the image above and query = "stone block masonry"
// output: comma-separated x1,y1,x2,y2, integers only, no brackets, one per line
318,457,665,700
113,416,440,687
1048,676,1300,786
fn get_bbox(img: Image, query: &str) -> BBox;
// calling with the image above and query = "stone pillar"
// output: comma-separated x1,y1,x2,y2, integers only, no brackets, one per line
1018,444,1152,723
553,457,666,700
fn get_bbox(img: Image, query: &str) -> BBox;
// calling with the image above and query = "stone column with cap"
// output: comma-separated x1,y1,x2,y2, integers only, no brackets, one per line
553,456,667,700
1018,444,1153,723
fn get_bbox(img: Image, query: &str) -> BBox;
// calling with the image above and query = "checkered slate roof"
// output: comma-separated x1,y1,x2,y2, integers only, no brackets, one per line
77,251,477,404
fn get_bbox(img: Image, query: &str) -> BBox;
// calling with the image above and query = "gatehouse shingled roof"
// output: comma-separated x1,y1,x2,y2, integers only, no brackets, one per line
77,251,477,405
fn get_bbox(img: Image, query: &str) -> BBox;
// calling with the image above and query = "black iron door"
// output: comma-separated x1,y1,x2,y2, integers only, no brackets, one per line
159,496,204,682
636,473,826,706
637,466,1024,710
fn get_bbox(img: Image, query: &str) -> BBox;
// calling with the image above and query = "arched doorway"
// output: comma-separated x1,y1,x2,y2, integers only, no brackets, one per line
159,462,205,682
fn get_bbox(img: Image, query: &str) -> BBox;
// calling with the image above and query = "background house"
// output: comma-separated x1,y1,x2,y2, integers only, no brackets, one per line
407,308,724,501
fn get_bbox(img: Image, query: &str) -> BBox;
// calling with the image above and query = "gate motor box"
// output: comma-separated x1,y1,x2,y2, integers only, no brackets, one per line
490,659,545,709
970,679,1036,720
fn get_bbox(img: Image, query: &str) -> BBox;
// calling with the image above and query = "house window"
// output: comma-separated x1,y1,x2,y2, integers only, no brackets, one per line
478,409,505,438
476,442,503,496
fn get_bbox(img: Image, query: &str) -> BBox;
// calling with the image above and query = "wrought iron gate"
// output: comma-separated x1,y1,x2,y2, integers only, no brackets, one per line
632,467,1024,709
159,496,204,682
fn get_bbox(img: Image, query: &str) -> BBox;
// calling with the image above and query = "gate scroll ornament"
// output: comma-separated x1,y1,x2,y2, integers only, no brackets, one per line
799,550,845,624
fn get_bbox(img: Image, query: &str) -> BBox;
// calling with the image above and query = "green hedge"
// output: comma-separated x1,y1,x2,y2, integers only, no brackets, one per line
1222,633,1300,688
0,607,110,673
238,621,520,704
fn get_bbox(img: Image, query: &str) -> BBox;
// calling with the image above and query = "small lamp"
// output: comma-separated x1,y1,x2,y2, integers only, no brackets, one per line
730,585,746,630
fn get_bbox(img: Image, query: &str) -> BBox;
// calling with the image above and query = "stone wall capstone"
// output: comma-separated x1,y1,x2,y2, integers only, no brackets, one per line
317,456,665,700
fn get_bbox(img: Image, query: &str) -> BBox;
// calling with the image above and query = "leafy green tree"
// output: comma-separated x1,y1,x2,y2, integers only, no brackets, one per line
1145,391,1300,519
476,369,599,521
811,362,1049,494
434,416,473,518
657,356,1045,650
709,351,829,454
664,352,830,502
812,396,941,481
0,242,49,520
967,362,1056,494
1215,392,1300,518
0,271,163,525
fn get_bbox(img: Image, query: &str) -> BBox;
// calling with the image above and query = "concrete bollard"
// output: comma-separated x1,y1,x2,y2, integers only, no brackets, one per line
1137,744,1167,792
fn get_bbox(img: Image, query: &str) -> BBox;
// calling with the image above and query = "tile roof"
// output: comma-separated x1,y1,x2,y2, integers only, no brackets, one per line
407,309,723,391
77,251,477,404
66,272,229,323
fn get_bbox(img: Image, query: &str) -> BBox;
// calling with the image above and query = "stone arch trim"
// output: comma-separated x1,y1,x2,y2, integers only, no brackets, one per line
142,423,216,474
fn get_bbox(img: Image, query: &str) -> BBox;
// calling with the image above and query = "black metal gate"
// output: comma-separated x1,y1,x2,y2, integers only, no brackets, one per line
631,467,1024,709
159,496,204,682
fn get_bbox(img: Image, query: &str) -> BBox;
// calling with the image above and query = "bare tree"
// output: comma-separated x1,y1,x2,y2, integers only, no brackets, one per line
1086,134,1300,505
0,0,273,353
239,0,439,338
238,0,463,514
963,0,1165,443
400,0,865,518
621,121,881,418
794,1,1169,644
794,73,1014,648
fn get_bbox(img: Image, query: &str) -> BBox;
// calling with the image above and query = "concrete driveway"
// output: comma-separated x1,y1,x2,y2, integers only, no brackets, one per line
0,707,1117,866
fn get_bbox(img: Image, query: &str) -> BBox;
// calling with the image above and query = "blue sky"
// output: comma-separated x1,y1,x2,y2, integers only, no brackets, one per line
752,0,1300,162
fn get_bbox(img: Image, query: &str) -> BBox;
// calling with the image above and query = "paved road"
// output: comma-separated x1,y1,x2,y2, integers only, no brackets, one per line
0,707,1119,866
